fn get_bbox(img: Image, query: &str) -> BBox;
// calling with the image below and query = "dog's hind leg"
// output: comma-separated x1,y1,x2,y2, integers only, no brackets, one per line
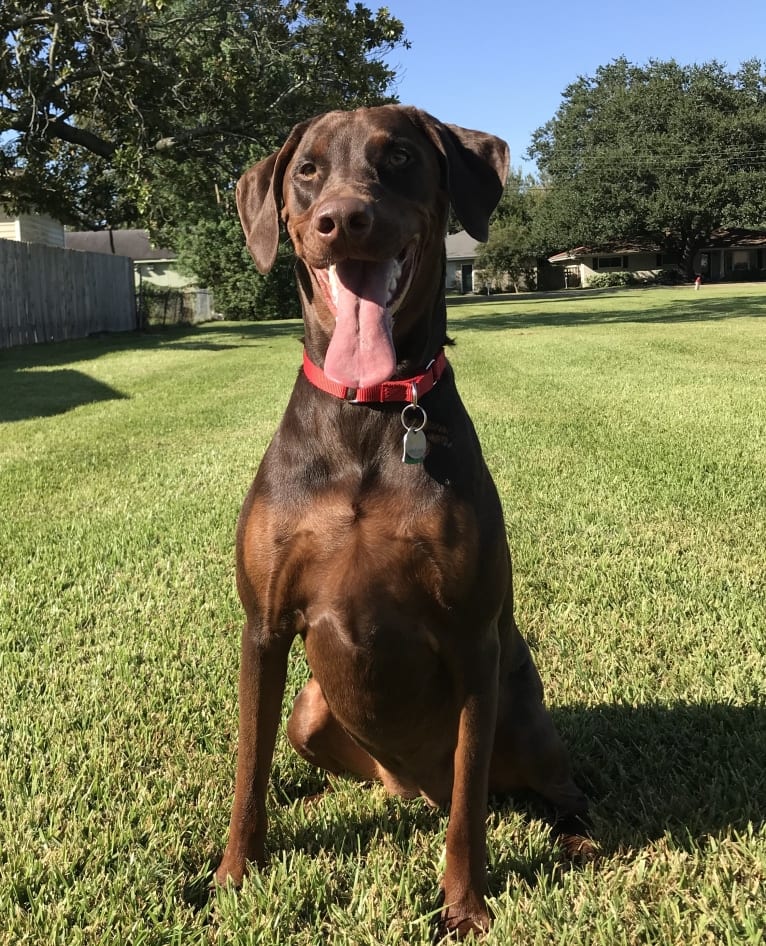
287,678,378,778
287,679,421,798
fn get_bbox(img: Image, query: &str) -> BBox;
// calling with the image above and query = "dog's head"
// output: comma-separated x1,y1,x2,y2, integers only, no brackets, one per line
236,106,509,387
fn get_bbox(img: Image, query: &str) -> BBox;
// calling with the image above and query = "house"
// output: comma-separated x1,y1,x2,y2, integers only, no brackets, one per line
65,228,215,324
548,242,671,288
549,228,766,287
445,229,551,293
64,228,195,289
696,229,766,281
0,210,65,247
445,230,480,293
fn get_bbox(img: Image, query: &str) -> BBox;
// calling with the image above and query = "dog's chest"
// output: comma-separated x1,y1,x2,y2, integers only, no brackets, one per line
292,487,472,693
293,484,478,609
298,506,466,754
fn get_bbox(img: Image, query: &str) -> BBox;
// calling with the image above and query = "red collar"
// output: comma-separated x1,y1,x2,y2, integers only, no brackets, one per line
302,348,447,404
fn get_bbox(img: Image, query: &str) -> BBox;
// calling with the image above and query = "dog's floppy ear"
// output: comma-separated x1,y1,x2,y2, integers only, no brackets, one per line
235,120,311,273
403,108,509,242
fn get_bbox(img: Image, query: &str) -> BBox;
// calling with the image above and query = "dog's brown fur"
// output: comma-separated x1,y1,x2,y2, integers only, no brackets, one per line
215,105,591,937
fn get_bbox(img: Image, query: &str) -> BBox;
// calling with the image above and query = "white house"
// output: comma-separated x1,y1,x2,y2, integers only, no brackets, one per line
547,243,669,288
0,210,65,247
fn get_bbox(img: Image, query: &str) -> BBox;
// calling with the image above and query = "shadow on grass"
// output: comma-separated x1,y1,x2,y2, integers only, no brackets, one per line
0,367,129,422
188,701,764,921
269,701,765,857
0,320,304,372
555,701,765,849
448,290,766,332
194,700,765,912
1,321,304,421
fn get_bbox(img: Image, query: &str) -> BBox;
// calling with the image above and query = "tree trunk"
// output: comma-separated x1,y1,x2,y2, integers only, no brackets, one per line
681,234,706,281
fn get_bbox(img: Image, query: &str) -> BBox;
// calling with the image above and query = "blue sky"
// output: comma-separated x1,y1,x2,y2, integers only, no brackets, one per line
382,0,766,173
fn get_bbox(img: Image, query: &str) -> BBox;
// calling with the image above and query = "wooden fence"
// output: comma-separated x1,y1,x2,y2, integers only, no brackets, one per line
0,240,137,348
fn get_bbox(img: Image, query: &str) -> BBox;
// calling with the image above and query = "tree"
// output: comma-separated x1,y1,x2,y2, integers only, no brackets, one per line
528,58,766,277
175,214,301,319
476,168,544,291
1,0,406,316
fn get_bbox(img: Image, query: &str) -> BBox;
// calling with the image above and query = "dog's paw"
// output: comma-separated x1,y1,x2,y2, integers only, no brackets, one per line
212,853,247,890
556,831,599,864
438,910,490,941
551,813,599,865
436,888,490,941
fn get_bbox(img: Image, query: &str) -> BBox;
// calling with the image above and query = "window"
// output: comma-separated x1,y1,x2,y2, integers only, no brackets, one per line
732,250,751,272
593,255,627,270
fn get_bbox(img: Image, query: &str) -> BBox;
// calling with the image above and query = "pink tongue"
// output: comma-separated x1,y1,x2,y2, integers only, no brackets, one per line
323,260,396,388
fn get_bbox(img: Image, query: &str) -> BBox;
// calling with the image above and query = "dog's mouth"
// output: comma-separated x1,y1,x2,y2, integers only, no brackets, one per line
311,241,418,389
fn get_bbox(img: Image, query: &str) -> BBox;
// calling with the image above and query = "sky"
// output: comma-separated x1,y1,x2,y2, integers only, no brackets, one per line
382,0,766,173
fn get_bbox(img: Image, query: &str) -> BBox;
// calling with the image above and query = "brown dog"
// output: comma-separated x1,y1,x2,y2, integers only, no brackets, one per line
215,105,590,937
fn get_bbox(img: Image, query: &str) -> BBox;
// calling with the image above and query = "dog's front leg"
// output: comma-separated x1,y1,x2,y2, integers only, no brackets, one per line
440,630,500,938
215,620,292,886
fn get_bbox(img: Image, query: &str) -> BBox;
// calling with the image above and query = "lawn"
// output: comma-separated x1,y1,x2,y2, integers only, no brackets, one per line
1,283,764,945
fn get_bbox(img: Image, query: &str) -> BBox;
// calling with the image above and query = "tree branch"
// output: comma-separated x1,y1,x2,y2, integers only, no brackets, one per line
43,117,117,158
5,12,63,30
2,106,117,159
150,74,306,152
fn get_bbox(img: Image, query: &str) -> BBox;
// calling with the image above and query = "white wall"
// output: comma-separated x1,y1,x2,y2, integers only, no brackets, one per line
0,211,65,247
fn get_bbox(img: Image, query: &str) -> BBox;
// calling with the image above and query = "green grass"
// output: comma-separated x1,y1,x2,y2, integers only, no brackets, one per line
1,283,764,945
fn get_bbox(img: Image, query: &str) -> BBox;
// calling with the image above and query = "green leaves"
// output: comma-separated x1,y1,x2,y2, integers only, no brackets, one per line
476,169,545,291
1,0,406,229
528,58,766,271
1,0,406,318
175,213,301,319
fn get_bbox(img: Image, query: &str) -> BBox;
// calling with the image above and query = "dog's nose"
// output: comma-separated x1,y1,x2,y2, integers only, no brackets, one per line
314,198,374,242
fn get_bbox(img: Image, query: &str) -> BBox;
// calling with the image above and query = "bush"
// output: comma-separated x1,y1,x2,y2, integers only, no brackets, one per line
586,271,632,289
654,267,683,285
136,285,217,328
174,213,301,321
719,269,766,283
136,285,192,327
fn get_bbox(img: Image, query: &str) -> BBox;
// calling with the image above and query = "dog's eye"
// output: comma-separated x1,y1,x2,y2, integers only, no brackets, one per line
296,162,317,180
388,148,412,169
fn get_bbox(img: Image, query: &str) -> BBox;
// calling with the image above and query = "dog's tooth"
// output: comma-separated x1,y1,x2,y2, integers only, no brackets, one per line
328,264,339,307
386,259,401,303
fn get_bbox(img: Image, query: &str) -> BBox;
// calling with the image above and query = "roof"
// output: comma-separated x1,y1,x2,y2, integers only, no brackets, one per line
445,229,480,260
548,242,661,264
702,227,766,249
64,228,176,261
549,228,766,263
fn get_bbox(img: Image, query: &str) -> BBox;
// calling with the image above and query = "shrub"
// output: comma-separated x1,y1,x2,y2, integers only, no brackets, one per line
720,269,766,283
136,284,191,327
654,267,683,285
175,214,301,320
587,271,632,289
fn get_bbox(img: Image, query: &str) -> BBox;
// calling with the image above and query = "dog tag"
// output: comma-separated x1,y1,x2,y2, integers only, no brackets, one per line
402,427,428,464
